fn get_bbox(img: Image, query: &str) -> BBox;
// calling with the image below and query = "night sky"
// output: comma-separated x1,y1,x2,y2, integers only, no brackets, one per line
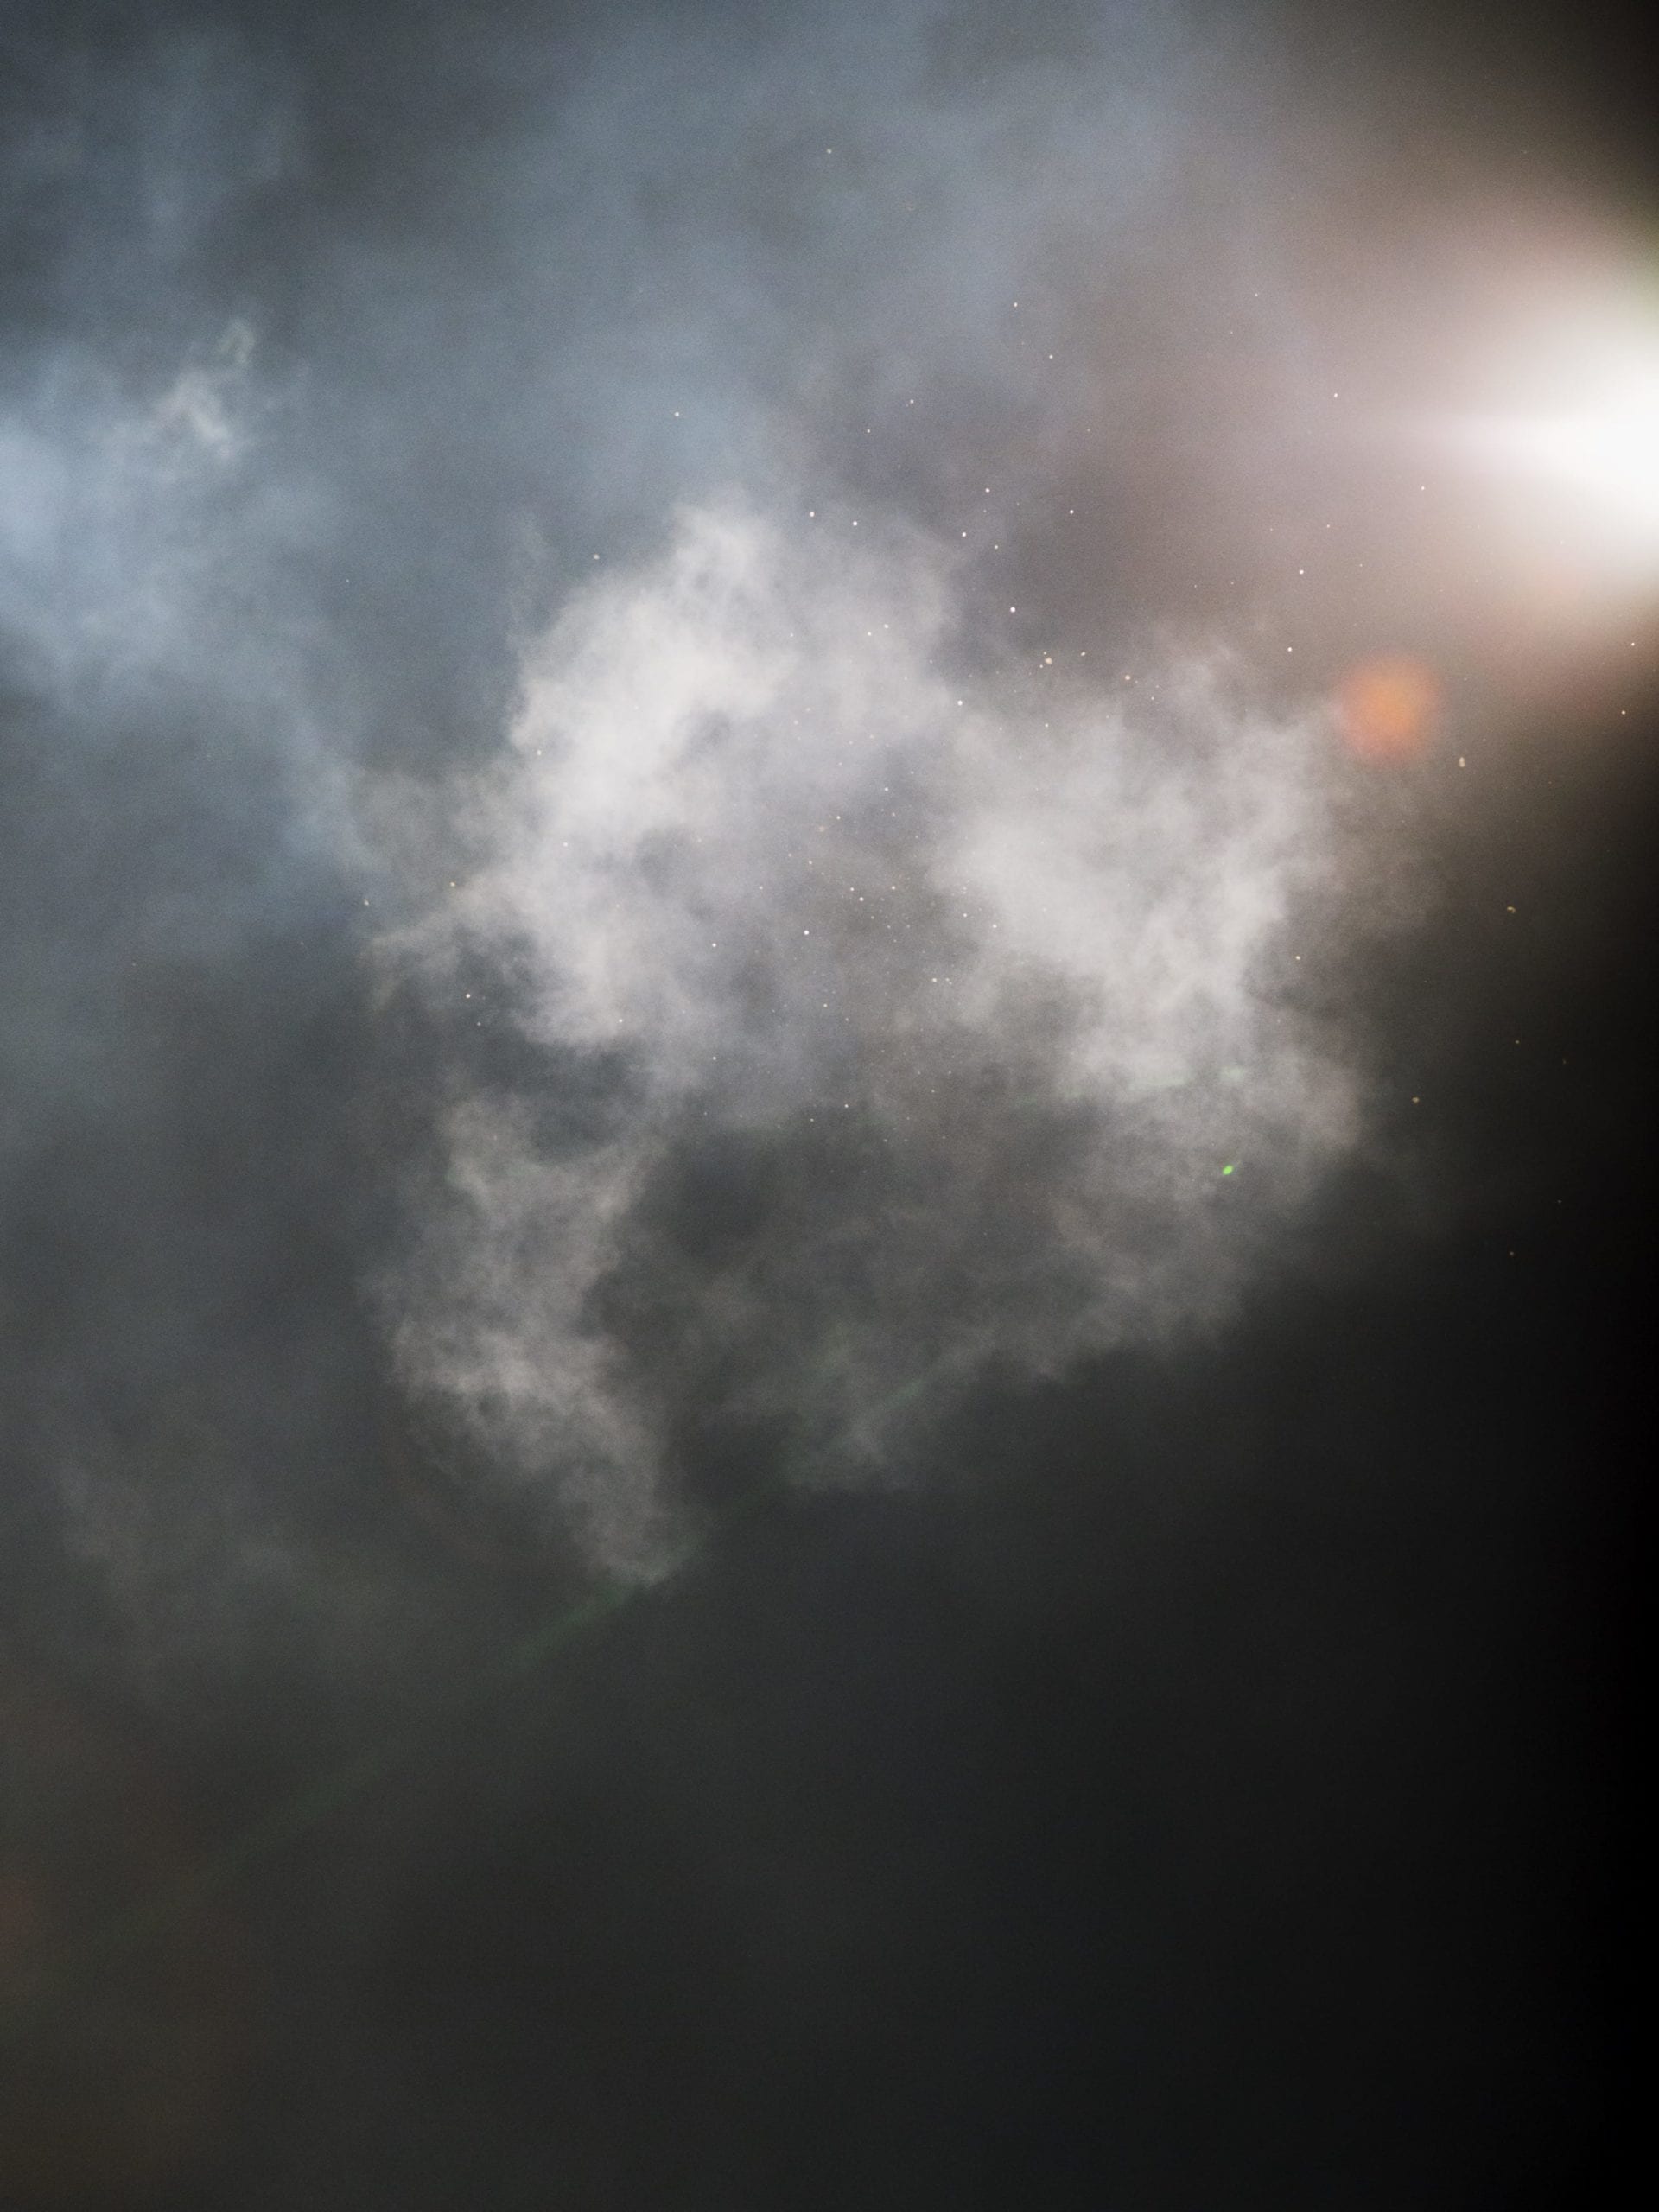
0,3,1647,2204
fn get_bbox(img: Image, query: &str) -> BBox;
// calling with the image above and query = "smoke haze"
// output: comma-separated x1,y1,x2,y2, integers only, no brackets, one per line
3,0,1427,1585
371,499,1364,1568
0,5,1643,2204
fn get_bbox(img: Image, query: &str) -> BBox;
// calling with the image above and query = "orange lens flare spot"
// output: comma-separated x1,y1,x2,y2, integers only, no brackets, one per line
1335,656,1441,762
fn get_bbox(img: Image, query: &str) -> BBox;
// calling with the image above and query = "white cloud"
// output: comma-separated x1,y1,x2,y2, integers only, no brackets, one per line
372,498,1363,1573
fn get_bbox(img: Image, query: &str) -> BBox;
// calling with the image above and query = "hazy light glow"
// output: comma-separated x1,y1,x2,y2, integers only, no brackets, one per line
1336,655,1441,763
1482,376,1659,519
1452,313,1659,557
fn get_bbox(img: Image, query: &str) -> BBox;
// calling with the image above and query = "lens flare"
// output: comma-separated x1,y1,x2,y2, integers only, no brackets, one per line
1444,290,1659,573
1476,374,1659,530
1335,655,1441,762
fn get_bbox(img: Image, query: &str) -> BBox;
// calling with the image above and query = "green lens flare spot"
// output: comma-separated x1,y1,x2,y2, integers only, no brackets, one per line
1220,1163,1236,1175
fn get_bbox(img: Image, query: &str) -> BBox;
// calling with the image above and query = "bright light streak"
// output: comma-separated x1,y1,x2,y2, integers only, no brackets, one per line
1446,294,1659,568
1470,369,1659,530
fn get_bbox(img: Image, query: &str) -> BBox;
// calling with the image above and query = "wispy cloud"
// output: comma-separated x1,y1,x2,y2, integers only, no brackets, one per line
371,498,1362,1572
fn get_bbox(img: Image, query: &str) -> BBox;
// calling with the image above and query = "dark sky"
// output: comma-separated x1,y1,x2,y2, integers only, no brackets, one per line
0,3,1647,2204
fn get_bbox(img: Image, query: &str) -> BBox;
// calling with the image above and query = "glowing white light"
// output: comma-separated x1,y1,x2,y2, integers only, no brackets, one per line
1448,290,1659,565
1478,369,1659,526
